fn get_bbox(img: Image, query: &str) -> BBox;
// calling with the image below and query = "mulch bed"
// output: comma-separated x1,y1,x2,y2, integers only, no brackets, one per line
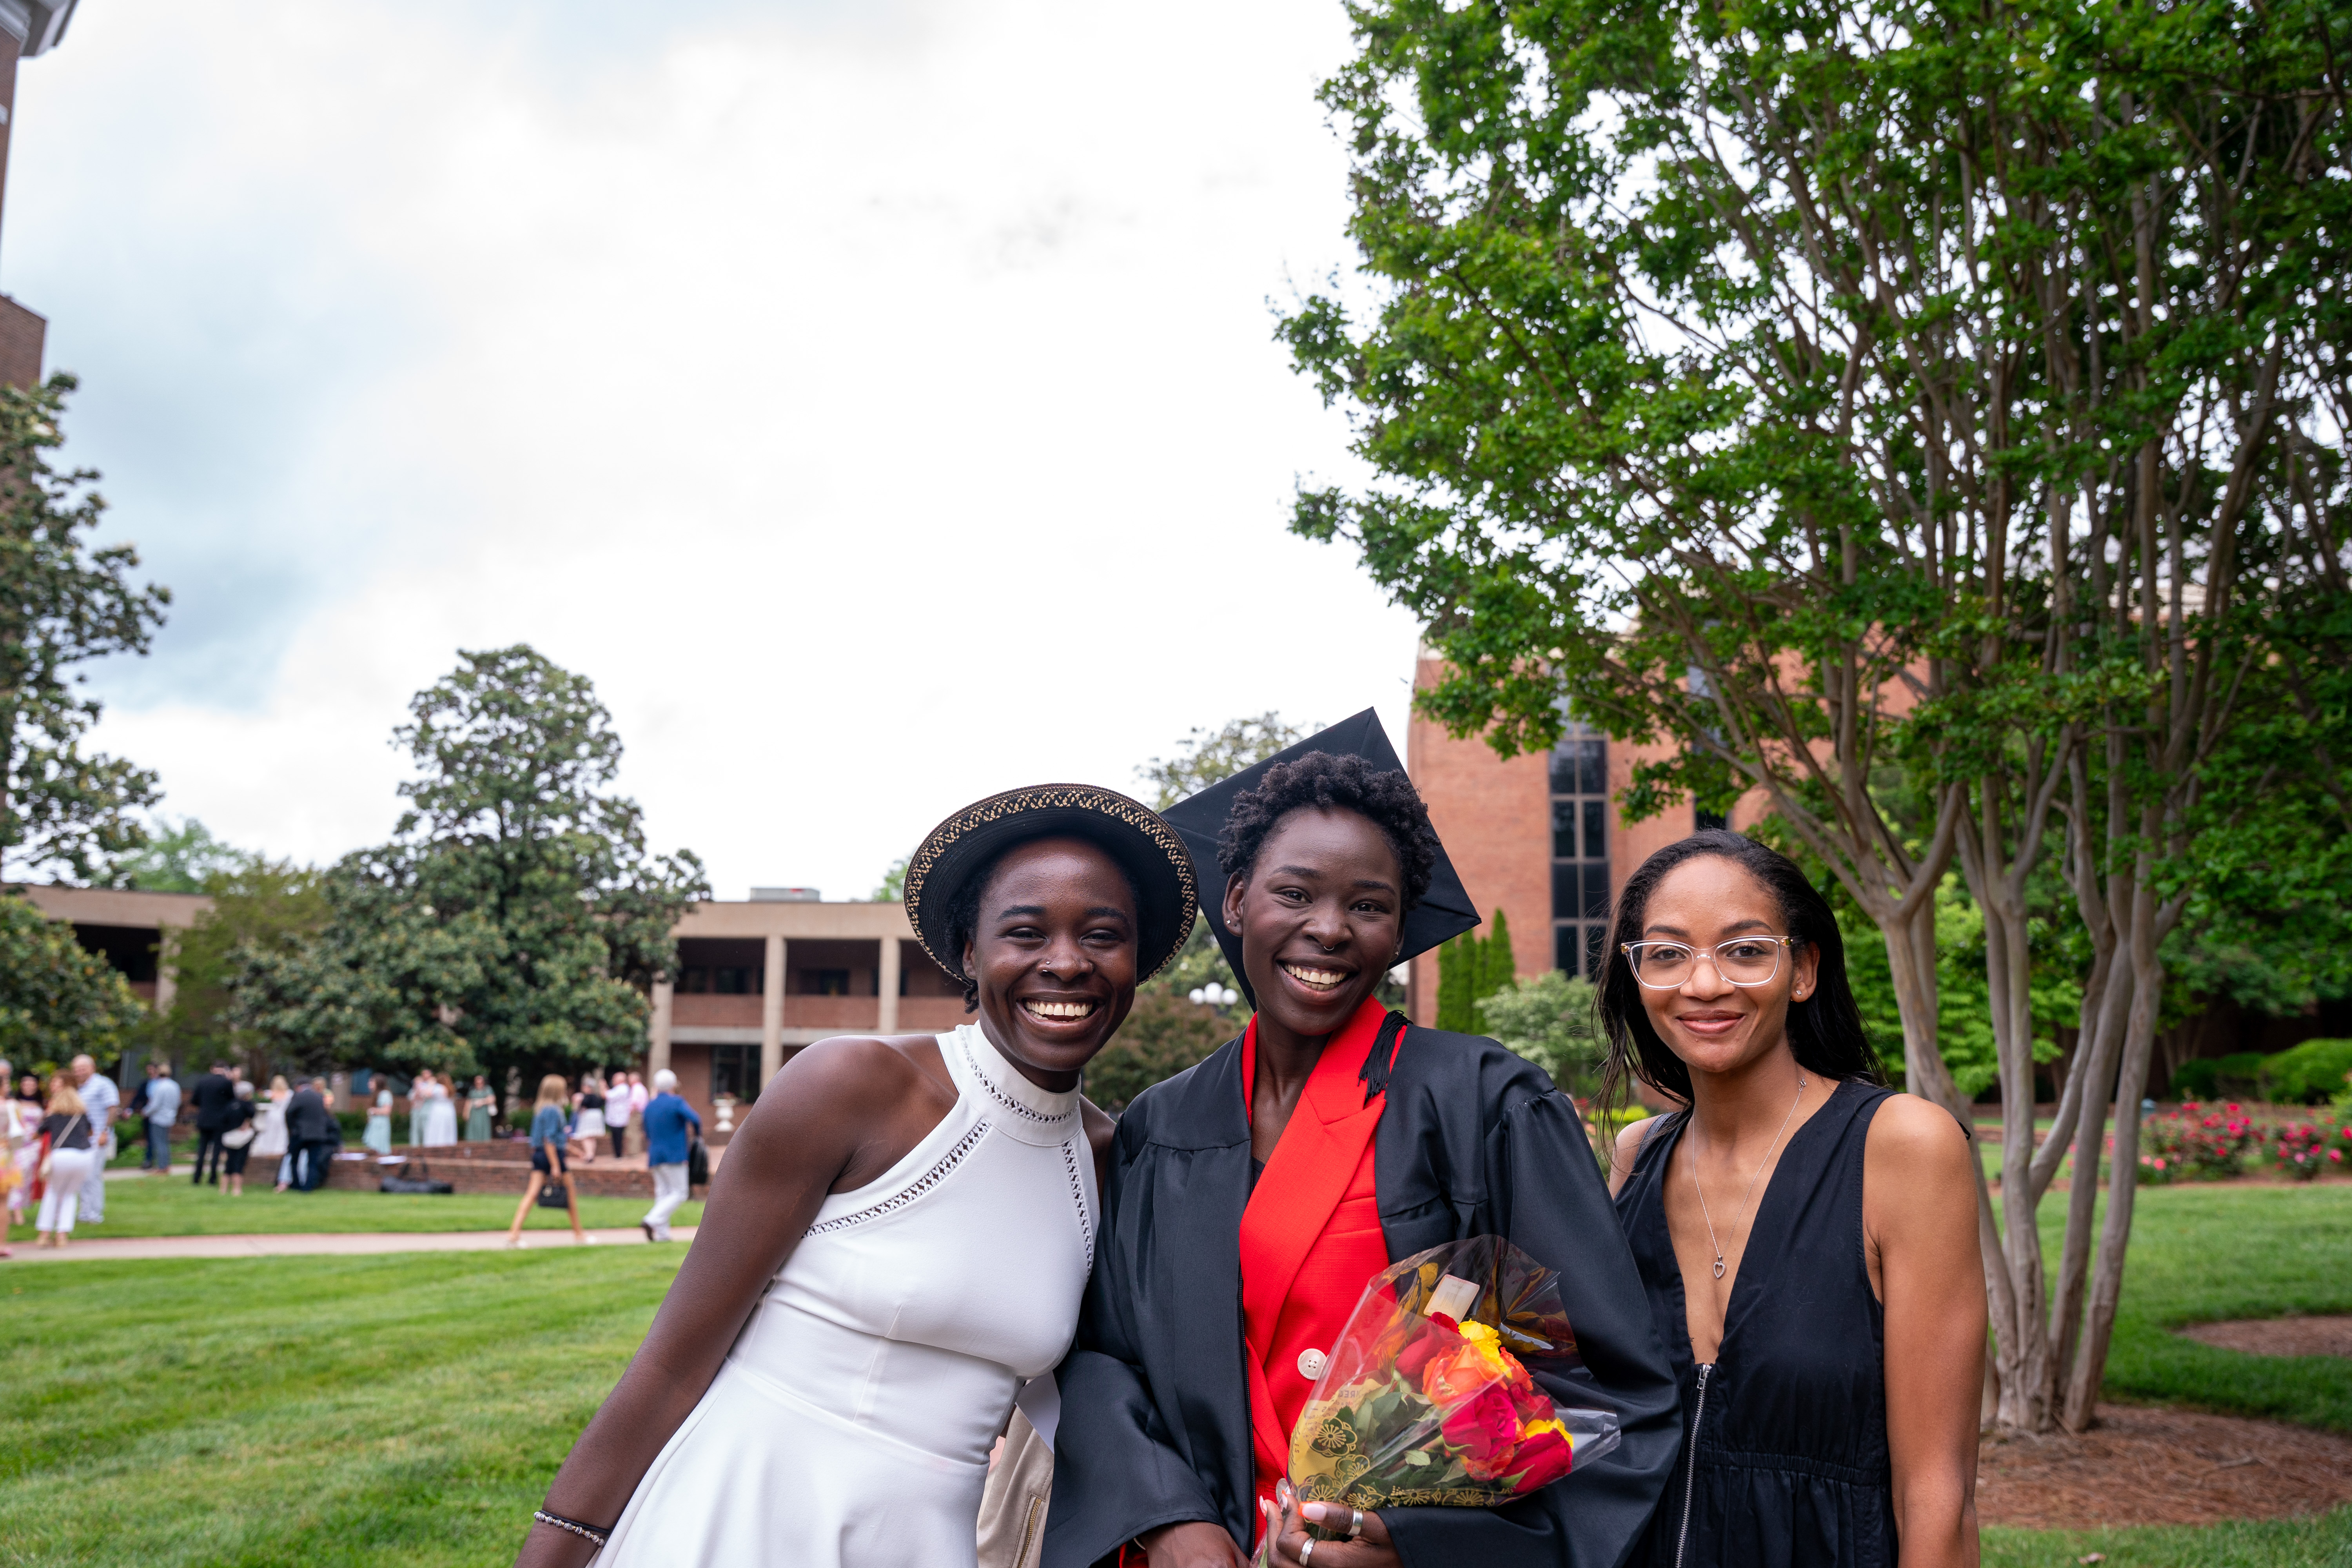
1977,1403,2352,1529
2176,1314,2352,1359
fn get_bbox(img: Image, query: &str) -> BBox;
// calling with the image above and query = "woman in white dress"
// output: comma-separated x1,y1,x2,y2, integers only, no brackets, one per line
514,785,1197,1568
363,1080,395,1155
420,1075,459,1147
250,1078,291,1191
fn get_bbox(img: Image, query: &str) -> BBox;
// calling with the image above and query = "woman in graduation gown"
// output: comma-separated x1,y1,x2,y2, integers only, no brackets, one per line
1048,717,1680,1568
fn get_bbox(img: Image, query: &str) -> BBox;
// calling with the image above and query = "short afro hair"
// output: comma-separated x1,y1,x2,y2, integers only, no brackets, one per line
1216,753,1440,911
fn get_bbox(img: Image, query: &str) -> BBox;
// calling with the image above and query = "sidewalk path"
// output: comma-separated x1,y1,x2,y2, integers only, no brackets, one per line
4,1227,698,1264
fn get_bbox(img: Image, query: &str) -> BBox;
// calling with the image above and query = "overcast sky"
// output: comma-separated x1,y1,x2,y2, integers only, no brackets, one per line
8,0,1420,900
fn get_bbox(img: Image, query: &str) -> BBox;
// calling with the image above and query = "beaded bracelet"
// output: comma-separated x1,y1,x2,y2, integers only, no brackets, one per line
532,1509,610,1548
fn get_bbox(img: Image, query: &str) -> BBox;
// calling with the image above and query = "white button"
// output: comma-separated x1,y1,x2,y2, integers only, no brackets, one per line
1298,1348,1328,1381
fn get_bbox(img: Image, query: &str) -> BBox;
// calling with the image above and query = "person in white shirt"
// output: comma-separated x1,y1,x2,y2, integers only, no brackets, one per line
69,1055,119,1224
140,1061,181,1171
605,1069,634,1161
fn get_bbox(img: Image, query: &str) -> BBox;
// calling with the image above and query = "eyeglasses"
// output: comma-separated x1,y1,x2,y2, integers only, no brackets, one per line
1620,936,1798,989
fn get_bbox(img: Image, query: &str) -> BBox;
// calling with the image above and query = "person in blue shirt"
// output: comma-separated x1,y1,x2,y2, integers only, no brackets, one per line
507,1073,590,1247
638,1070,701,1242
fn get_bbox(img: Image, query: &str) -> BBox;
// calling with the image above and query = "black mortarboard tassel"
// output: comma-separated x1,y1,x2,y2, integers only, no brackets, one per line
1159,708,1481,1008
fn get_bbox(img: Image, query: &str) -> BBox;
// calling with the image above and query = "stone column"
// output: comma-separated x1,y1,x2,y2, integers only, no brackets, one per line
648,978,674,1074
154,926,180,1016
877,937,902,1034
760,932,786,1089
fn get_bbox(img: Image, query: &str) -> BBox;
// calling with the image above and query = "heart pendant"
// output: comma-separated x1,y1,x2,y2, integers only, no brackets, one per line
1712,1256,1726,1279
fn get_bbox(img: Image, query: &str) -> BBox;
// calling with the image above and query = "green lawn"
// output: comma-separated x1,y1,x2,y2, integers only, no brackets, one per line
2063,1183,2352,1432
1984,1512,2352,1567
1,1182,2345,1566
23,1171,701,1238
0,1250,670,1566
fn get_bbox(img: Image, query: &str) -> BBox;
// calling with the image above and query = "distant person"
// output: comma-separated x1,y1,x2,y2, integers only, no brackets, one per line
218,1080,260,1196
0,1057,26,1256
285,1078,340,1193
365,1077,395,1155
418,1070,459,1147
7,1072,41,1243
67,1055,118,1224
603,1070,632,1161
252,1076,292,1192
507,1074,589,1248
637,1069,699,1243
465,1074,497,1142
33,1074,98,1247
141,1061,182,1173
189,1062,237,1185
571,1075,608,1165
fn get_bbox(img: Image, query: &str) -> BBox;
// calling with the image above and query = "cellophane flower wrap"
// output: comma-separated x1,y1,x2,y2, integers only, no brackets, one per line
1274,1236,1620,1537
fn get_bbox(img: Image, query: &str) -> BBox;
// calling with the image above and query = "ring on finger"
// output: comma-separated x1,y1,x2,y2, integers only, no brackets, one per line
1348,1508,1365,1541
1300,1539,1314,1565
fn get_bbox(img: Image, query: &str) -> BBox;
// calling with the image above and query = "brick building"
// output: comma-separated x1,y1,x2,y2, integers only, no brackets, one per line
0,2,79,390
1401,645,1740,1026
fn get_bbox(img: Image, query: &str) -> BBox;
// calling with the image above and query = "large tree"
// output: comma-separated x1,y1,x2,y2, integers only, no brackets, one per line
0,893,144,1074
0,375,170,882
235,647,708,1092
1279,0,2349,1433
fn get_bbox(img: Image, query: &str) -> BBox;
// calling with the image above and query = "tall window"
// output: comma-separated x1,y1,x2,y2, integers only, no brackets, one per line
711,1044,761,1104
1550,721,1611,980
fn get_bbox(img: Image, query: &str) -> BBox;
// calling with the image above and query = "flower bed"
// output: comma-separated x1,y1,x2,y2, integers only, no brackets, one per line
2137,1101,2350,1184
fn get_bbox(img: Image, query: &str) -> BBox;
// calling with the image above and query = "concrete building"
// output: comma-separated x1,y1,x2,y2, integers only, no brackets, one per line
650,893,968,1129
4,882,969,1131
1402,644,1735,1026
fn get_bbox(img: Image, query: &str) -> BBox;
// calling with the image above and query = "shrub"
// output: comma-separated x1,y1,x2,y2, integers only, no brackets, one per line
2260,1117,2349,1182
1085,990,1233,1114
2169,1053,2268,1100
2138,1101,2258,1184
1476,970,1602,1093
2259,1038,2352,1105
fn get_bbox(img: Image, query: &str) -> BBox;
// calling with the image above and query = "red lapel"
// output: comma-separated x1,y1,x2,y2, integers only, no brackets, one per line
1236,995,1394,1483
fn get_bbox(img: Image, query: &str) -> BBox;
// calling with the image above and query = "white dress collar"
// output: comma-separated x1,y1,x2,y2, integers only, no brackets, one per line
952,1024,1082,1147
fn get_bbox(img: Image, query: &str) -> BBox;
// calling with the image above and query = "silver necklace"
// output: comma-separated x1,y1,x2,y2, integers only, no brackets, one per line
1690,1071,1807,1281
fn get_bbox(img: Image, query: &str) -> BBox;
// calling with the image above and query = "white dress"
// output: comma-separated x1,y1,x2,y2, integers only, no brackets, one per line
420,1086,459,1147
595,1025,1097,1568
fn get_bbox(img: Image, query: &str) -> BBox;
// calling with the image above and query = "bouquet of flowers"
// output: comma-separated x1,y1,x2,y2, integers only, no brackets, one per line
1262,1237,1620,1557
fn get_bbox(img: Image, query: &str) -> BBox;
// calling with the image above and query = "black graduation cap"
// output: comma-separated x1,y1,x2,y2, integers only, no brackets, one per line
1159,708,1481,1007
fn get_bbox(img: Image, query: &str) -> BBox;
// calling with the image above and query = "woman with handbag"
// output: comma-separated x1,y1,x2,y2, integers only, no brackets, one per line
218,1080,260,1197
34,1075,99,1248
465,1075,497,1142
507,1074,590,1249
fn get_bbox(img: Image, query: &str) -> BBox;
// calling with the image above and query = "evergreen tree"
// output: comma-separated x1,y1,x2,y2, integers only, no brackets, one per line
1435,930,1476,1031
1477,909,1517,1004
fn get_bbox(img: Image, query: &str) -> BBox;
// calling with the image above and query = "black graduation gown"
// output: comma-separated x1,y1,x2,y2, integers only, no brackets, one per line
1047,1026,1682,1568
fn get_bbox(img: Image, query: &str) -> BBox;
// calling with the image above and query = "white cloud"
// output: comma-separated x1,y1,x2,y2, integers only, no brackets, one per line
7,0,1417,899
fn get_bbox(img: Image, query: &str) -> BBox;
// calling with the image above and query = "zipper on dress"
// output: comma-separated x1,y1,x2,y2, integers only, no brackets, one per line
1675,1362,1712,1568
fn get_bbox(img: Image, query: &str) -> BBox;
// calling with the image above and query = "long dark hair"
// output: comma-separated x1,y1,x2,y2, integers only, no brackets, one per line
1597,830,1883,1112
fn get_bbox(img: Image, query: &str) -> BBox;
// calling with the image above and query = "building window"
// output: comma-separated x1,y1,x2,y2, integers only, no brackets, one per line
803,968,851,996
711,1044,762,1104
678,966,761,995
1550,721,1610,980
1695,808,1728,831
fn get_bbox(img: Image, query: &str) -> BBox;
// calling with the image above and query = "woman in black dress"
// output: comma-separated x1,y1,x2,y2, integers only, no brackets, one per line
1605,832,1982,1568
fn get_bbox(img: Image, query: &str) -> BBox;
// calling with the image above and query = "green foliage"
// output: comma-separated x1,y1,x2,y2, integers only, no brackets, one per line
870,855,908,902
146,859,325,1072
1136,713,1311,812
1475,969,1600,1093
232,647,708,1087
0,891,143,1073
1086,989,1235,1113
111,817,254,894
1436,914,1518,1033
0,374,171,883
2260,1040,2352,1108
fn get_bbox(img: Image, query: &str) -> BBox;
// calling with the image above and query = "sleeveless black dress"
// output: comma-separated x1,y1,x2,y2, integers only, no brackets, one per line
1613,1079,1898,1568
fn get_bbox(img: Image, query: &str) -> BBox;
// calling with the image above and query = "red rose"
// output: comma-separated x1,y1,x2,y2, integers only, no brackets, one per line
1396,1318,1457,1381
1439,1385,1522,1479
1509,1428,1574,1490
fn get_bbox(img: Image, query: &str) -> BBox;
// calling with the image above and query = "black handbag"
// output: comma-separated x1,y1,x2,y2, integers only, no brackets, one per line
686,1135,709,1187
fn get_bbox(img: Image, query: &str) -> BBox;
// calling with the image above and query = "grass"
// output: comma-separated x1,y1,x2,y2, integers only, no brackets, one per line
2062,1183,2352,1433
2,1176,2345,1565
14,1170,702,1238
1984,1512,2352,1567
0,1250,674,1567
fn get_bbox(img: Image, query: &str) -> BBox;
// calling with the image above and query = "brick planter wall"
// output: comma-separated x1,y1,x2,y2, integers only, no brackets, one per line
320,1145,701,1200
